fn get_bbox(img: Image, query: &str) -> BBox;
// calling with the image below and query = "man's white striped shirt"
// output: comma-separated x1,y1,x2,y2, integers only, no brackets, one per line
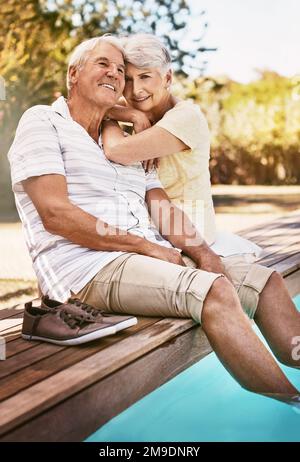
8,96,172,301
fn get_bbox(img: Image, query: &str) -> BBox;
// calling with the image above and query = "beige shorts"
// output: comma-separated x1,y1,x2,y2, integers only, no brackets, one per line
75,252,274,324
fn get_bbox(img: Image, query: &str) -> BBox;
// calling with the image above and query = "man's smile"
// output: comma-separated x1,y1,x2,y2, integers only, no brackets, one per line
98,83,116,92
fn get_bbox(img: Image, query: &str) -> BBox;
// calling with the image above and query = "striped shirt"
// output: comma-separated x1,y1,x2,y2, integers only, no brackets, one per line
8,96,172,301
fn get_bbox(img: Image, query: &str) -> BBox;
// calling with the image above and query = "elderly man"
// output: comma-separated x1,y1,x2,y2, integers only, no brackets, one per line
8,36,300,400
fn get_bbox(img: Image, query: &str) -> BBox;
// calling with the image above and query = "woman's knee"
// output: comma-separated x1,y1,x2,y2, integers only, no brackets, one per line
262,271,284,293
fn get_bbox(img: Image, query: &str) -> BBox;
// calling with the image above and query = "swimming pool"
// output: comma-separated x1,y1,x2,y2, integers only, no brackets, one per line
86,294,300,442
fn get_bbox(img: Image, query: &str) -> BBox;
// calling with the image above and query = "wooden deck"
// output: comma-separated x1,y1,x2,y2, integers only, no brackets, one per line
0,211,299,442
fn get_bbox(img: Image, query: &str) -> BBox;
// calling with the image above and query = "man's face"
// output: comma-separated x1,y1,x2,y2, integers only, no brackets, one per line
71,42,125,108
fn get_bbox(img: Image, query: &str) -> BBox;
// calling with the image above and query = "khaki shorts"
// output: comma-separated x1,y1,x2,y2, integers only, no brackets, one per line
75,252,274,324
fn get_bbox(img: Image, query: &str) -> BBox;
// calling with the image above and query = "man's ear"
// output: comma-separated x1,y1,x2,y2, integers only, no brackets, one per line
68,65,79,87
165,69,173,89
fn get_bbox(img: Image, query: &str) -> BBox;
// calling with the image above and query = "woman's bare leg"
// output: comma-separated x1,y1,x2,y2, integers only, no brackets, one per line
254,272,300,368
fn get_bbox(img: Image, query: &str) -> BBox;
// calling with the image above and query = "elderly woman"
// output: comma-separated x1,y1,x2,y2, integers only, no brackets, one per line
102,33,217,246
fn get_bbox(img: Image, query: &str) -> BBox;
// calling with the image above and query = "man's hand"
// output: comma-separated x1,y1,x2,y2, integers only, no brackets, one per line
192,245,234,283
195,246,226,275
131,110,152,133
141,240,186,266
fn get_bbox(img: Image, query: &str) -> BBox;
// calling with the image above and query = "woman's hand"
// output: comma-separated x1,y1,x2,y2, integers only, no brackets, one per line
105,104,151,134
142,158,161,172
131,110,152,133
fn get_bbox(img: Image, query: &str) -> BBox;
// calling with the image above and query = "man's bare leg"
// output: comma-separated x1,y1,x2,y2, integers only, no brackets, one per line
254,271,300,368
201,277,298,395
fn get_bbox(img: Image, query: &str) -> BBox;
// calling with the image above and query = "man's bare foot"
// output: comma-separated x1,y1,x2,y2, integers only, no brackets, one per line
262,392,300,413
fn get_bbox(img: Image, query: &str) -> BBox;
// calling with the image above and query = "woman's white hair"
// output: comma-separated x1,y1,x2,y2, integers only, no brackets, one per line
66,35,125,91
121,33,172,73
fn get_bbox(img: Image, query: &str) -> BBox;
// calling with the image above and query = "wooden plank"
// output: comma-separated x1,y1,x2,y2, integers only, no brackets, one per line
5,338,38,358
242,210,300,232
0,323,211,442
239,212,300,241
248,224,299,248
0,316,156,375
2,239,297,363
270,253,300,277
0,318,22,333
255,228,300,255
0,317,196,436
0,299,40,322
258,239,300,261
0,343,63,380
1,326,22,342
0,317,160,401
0,305,24,321
259,243,300,268
0,211,299,441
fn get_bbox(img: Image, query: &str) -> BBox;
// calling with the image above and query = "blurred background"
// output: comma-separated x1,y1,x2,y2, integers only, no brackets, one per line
0,0,299,304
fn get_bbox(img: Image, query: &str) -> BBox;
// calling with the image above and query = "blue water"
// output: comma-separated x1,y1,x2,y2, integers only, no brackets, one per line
86,294,300,442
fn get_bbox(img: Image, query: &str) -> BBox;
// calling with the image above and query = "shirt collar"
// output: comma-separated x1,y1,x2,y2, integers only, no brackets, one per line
52,95,104,146
51,96,72,120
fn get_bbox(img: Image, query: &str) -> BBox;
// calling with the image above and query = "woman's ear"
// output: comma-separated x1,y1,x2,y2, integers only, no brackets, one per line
165,69,173,89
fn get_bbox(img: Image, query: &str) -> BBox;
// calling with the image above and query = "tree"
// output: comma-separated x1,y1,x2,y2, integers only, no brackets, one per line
174,72,300,185
0,0,212,213
46,0,213,76
0,0,73,212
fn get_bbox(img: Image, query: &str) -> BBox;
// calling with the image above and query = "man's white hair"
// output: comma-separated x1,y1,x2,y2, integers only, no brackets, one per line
66,35,125,91
121,33,172,73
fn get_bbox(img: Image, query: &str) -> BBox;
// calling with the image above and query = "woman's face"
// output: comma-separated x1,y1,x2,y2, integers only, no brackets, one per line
124,63,171,112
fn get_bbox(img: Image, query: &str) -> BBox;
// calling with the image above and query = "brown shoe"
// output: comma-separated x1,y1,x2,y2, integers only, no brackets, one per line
41,296,137,332
22,301,117,345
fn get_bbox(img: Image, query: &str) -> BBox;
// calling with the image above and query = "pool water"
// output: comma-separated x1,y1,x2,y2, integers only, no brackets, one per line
86,294,300,442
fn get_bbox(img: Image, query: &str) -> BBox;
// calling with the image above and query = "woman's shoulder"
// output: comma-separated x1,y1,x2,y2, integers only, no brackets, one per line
166,99,206,120
160,100,208,134
156,98,209,150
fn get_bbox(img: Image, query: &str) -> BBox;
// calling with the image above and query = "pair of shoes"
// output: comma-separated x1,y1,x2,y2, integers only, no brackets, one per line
41,295,136,332
22,296,137,346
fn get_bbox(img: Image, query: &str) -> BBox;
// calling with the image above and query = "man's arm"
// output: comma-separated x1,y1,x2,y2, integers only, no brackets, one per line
22,174,184,265
146,187,225,274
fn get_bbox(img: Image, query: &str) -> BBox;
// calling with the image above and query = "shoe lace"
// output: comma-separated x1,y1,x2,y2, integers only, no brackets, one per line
68,298,104,318
59,310,87,329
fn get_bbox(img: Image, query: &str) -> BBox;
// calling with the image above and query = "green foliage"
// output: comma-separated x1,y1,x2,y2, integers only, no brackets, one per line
1,0,299,210
0,0,211,208
45,0,210,76
174,72,300,185
0,0,72,211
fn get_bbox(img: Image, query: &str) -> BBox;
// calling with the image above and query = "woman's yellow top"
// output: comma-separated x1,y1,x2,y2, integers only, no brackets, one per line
156,100,216,245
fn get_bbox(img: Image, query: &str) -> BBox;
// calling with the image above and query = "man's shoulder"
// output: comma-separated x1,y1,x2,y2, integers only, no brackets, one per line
20,104,55,123
14,104,60,137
